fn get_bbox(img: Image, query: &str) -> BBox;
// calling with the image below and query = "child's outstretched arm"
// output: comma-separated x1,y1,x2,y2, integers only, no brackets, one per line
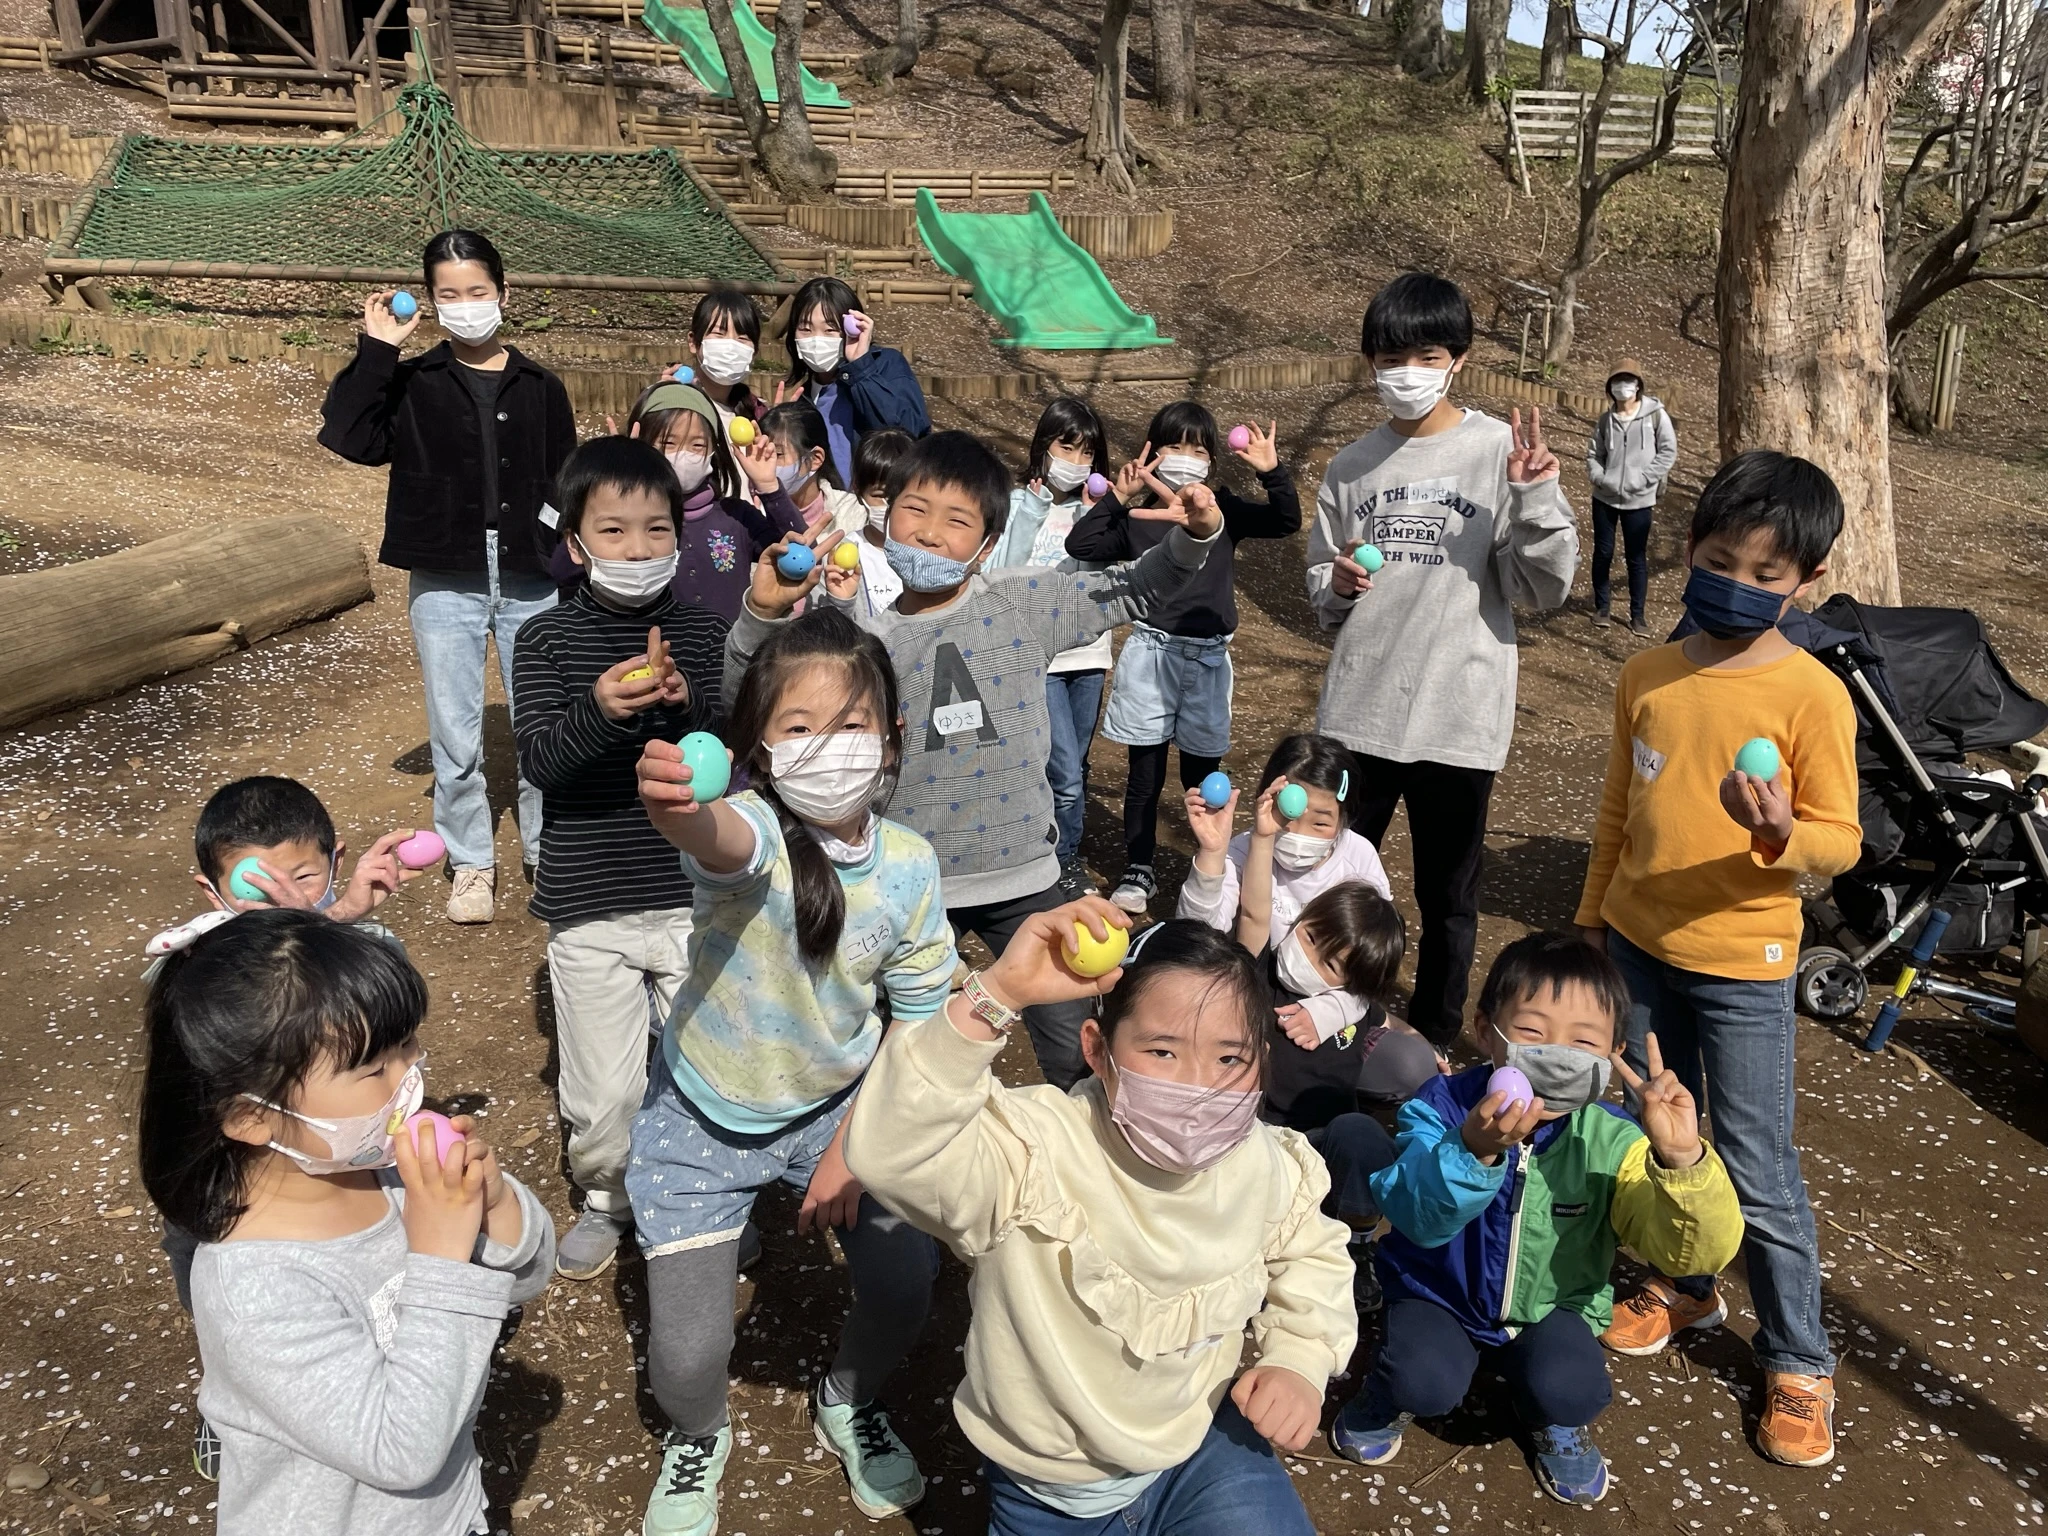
1237,1130,1357,1452
1573,677,1636,947
1234,777,1288,957
1176,786,1242,931
844,898,1128,1254
1492,407,1578,611
1012,482,1221,660
1369,1088,1541,1247
636,739,756,874
1215,421,1302,542
1608,1036,1745,1277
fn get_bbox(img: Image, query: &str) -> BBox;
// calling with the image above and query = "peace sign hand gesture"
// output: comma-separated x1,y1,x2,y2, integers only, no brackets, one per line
1613,1033,1704,1170
1507,406,1560,485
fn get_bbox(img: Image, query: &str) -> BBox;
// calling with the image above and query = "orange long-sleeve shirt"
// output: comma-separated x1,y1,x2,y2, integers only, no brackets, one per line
1574,642,1862,980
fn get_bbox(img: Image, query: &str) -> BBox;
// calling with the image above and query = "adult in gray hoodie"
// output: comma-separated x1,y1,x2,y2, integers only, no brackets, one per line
1585,357,1678,636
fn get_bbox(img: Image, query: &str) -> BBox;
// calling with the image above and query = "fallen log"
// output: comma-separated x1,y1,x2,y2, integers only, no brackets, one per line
0,512,373,731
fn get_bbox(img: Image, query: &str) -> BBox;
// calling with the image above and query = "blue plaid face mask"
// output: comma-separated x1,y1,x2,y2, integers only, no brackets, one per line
883,536,985,593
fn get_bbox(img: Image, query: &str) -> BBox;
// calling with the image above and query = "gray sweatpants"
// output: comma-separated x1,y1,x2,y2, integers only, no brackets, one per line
646,1194,935,1437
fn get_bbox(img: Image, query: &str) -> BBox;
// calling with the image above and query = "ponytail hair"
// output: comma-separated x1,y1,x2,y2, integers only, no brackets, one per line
138,910,427,1242
724,608,902,966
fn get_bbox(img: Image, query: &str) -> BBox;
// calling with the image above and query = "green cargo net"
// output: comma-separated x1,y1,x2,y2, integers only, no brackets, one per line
51,81,783,287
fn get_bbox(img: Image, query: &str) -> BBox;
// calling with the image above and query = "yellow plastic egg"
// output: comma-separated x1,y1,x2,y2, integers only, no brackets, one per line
728,416,757,446
1064,920,1131,978
832,541,861,571
622,665,655,682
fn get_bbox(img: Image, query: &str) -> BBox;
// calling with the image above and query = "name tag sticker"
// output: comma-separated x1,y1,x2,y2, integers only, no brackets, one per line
1631,736,1666,782
538,502,562,530
933,700,985,737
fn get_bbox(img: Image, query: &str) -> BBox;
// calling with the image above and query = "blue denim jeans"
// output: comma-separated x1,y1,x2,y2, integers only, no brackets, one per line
1607,929,1835,1377
1045,669,1106,862
406,531,555,870
984,1401,1313,1536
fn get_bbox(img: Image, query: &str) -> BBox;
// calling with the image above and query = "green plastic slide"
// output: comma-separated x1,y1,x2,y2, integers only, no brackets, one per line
914,190,1169,351
641,0,845,108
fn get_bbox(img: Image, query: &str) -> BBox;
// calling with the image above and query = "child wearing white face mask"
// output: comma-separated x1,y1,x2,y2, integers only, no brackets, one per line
845,912,1356,1535
1306,272,1579,1049
781,275,930,483
513,436,729,1281
1068,399,1301,918
630,608,954,1535
760,398,868,543
139,911,553,1536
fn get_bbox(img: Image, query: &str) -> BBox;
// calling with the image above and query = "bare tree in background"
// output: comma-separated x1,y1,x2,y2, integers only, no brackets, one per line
1544,0,1735,368
1397,0,1453,77
704,0,837,198
1465,0,1511,107
1717,0,1976,603
1886,0,2048,429
1086,0,1139,193
1541,0,1577,87
859,0,920,84
1153,0,1200,124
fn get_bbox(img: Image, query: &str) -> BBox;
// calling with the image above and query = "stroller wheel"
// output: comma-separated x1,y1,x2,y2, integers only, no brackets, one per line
1798,947,1868,1020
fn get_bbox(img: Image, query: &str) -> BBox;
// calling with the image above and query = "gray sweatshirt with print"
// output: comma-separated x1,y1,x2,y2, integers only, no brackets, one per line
1585,397,1678,511
1307,411,1578,773
727,526,1218,907
192,1176,554,1536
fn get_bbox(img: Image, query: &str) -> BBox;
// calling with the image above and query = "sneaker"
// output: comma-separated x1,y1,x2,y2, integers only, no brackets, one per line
1056,857,1098,901
813,1392,925,1519
1110,865,1155,915
1601,1277,1727,1356
643,1424,730,1536
1757,1372,1836,1467
1591,609,1613,629
555,1207,627,1281
192,1417,221,1483
1629,618,1655,638
1531,1423,1610,1504
1347,1234,1383,1316
446,866,495,925
1329,1393,1412,1466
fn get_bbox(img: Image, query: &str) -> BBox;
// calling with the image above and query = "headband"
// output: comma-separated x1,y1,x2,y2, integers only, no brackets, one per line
639,381,720,428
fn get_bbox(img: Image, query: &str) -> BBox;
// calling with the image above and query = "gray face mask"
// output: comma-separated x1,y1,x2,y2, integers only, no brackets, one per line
1493,1026,1612,1116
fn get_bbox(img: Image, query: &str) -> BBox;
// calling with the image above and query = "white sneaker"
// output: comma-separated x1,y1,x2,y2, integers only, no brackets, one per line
447,866,495,924
1109,865,1155,915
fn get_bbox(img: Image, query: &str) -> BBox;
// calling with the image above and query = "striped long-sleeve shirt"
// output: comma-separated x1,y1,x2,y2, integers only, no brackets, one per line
512,587,727,925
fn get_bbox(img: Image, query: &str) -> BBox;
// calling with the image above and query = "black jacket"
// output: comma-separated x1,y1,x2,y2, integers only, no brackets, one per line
318,335,576,576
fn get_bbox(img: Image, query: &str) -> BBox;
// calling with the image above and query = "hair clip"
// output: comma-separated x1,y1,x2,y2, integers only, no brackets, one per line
1125,921,1166,965
145,909,235,958
1337,769,1350,803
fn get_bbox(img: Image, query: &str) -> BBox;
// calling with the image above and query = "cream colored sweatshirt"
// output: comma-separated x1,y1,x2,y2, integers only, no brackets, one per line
843,1009,1358,1487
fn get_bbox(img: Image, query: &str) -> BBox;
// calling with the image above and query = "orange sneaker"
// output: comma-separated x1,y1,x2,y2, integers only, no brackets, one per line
1601,1278,1728,1356
1758,1373,1836,1466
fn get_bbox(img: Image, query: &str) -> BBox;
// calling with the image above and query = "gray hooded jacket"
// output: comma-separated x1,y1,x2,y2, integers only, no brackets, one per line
1586,397,1677,511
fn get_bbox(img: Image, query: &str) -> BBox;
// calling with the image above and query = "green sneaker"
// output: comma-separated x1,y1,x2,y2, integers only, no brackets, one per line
813,1392,925,1520
643,1424,730,1536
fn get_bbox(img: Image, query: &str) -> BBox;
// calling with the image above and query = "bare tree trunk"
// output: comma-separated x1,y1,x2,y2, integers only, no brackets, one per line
1539,0,1573,89
1397,0,1450,78
759,0,837,198
1464,0,1508,108
1716,0,1970,604
1181,0,1201,119
702,0,769,146
858,0,919,84
1085,0,1137,195
1153,0,1196,125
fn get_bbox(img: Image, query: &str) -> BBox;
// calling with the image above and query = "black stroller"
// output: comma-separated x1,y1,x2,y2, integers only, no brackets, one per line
1792,596,2048,1034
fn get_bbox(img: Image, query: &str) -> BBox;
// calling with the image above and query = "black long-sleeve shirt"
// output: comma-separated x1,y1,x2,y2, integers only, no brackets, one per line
1063,464,1300,637
511,587,727,925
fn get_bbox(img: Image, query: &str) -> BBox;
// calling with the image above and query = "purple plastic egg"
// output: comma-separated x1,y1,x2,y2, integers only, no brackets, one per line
1085,472,1111,499
842,312,862,338
403,1110,465,1163
1487,1065,1534,1110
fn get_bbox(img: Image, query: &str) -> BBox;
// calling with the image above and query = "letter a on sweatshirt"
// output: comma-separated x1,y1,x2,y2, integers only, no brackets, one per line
925,642,1001,752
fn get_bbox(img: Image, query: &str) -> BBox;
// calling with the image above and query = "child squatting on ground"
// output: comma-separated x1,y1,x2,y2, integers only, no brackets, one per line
846,910,1358,1536
1328,933,1744,1506
629,607,954,1536
138,910,555,1536
1576,450,1862,1467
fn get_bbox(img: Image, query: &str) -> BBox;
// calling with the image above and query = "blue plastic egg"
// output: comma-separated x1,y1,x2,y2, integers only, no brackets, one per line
671,364,696,383
228,855,269,903
1276,783,1309,821
1199,771,1232,809
776,543,817,581
1735,737,1781,781
678,731,731,803
389,290,416,320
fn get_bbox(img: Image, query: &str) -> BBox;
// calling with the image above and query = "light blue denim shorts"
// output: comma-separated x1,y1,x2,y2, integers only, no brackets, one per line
1102,624,1234,756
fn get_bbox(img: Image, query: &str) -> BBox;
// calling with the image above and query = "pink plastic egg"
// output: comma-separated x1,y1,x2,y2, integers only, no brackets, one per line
1228,424,1252,452
1487,1065,1534,1111
396,829,445,869
403,1110,466,1163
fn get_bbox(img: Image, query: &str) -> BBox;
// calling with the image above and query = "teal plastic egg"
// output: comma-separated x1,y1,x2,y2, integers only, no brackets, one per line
1734,737,1781,781
228,855,268,903
1276,783,1309,820
679,731,731,802
1352,542,1385,573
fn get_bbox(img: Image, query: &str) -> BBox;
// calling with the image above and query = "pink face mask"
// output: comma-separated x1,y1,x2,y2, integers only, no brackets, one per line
1106,1061,1261,1174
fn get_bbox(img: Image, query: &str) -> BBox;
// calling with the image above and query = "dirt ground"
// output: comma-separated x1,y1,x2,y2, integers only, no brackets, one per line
3,1,2048,1534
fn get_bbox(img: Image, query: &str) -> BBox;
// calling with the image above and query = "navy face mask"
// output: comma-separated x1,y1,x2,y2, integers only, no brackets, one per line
1681,566,1789,640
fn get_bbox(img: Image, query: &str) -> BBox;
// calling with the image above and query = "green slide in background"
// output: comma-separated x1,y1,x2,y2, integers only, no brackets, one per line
641,0,845,108
915,190,1170,351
